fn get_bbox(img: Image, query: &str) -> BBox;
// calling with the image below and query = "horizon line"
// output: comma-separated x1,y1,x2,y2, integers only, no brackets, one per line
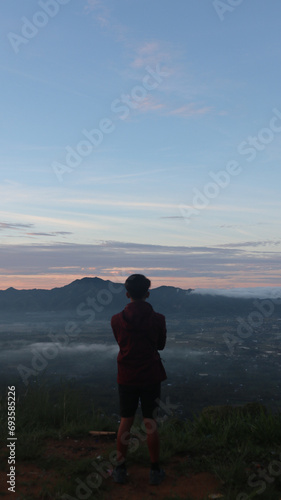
1,275,281,299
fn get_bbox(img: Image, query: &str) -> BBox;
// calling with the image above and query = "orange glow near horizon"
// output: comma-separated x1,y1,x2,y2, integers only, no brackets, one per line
0,273,278,291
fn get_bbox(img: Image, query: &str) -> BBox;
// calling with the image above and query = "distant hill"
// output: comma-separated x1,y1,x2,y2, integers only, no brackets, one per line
1,277,281,319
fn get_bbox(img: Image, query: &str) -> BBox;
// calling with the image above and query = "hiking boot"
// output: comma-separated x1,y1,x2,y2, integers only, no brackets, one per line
149,468,165,485
112,466,127,484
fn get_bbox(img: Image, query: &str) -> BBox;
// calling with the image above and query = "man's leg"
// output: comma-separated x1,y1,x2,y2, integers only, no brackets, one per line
140,384,161,464
140,384,165,484
116,384,139,467
143,418,159,463
116,416,135,465
143,417,165,484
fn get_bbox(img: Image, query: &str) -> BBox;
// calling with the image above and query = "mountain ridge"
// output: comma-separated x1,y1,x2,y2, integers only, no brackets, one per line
1,276,281,318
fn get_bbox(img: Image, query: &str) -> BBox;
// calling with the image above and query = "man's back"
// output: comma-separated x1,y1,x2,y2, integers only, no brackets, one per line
111,300,167,386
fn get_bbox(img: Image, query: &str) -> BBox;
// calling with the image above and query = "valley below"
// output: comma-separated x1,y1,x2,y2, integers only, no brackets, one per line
1,311,281,419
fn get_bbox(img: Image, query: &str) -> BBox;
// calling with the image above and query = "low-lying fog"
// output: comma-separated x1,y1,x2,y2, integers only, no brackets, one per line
1,318,281,416
0,338,205,381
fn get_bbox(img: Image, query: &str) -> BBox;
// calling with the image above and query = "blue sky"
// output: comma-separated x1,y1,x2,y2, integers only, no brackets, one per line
1,0,281,290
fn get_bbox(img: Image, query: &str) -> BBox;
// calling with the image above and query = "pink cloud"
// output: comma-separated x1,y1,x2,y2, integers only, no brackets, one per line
85,0,101,11
168,104,213,117
137,97,166,113
131,41,173,70
84,0,110,27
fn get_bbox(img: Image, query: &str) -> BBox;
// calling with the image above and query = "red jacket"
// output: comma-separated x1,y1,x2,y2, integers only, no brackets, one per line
111,301,167,386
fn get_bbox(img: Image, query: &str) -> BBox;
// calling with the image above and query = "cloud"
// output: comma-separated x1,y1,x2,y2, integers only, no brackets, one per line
82,168,169,185
55,231,73,235
218,223,270,229
131,42,160,67
0,222,33,231
83,6,211,122
85,0,101,9
26,233,55,237
137,96,166,114
25,342,119,357
131,41,173,69
218,240,281,248
193,287,281,299
61,198,177,210
26,231,73,237
160,216,185,219
0,241,281,290
167,103,213,118
84,0,127,40
84,0,108,20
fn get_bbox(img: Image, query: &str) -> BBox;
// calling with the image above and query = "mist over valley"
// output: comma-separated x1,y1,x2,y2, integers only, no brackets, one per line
1,277,281,418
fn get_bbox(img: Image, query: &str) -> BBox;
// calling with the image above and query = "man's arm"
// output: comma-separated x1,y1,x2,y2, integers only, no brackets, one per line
111,316,119,343
157,315,167,350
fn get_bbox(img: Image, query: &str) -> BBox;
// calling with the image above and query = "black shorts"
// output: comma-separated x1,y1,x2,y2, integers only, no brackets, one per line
118,383,161,419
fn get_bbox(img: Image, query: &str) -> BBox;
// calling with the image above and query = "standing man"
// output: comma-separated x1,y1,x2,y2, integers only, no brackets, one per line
111,274,167,485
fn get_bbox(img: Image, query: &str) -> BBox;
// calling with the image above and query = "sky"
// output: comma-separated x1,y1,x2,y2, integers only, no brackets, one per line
1,0,281,291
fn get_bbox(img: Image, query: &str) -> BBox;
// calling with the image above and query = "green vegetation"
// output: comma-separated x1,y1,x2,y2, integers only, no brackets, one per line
1,382,281,499
1,378,118,441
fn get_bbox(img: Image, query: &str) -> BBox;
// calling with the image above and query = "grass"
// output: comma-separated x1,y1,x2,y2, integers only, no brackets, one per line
1,382,281,499
0,378,118,440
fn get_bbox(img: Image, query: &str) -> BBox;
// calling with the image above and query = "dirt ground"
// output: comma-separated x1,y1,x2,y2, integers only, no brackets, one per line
0,434,224,499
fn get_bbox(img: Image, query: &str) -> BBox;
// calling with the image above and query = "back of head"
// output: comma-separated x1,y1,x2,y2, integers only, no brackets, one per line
125,274,151,300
